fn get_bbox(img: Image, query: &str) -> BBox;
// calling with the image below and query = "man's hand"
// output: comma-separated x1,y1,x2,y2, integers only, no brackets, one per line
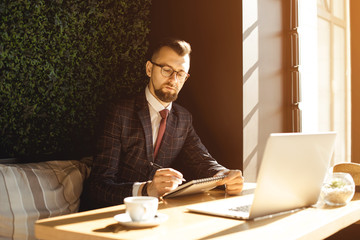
215,169,244,195
147,168,184,197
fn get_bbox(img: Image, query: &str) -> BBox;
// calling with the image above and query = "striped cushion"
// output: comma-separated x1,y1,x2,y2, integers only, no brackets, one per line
0,159,91,240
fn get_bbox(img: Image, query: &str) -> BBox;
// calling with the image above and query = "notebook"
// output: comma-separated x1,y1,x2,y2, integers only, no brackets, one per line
187,132,336,220
163,175,226,198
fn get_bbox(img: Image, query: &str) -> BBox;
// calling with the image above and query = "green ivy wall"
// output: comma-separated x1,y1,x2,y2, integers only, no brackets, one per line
0,0,151,161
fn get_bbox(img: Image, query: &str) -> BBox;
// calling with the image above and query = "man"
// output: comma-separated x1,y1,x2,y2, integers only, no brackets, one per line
85,38,243,209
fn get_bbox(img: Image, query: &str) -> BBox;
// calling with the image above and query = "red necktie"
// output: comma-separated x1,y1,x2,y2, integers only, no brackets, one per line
154,109,169,159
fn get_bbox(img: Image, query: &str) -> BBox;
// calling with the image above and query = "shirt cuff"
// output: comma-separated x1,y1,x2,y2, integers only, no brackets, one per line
132,182,142,196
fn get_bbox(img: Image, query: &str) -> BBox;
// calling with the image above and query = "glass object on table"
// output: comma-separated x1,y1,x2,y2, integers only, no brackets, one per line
321,172,355,206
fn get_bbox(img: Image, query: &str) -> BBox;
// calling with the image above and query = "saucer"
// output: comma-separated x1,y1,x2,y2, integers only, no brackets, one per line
114,213,168,228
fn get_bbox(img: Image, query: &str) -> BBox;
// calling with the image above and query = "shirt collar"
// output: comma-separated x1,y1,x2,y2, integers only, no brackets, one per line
145,85,172,112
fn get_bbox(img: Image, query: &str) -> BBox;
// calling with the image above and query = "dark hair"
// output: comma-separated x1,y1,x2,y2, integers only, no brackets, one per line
150,38,192,60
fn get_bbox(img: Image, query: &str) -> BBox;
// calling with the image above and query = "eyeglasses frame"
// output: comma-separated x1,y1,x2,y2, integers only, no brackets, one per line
150,61,190,82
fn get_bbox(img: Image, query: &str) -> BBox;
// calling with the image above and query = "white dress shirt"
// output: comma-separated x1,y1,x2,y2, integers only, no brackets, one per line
132,86,172,196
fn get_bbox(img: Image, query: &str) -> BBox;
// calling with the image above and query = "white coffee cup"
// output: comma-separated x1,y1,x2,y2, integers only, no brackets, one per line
124,196,158,222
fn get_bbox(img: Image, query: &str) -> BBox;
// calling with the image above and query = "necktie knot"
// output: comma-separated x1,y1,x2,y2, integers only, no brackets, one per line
160,109,169,119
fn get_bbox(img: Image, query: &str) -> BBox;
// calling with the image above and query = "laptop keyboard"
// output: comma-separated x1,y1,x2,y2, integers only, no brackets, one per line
229,205,251,213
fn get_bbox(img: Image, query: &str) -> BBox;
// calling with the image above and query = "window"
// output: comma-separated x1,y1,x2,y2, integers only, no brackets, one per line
297,0,351,164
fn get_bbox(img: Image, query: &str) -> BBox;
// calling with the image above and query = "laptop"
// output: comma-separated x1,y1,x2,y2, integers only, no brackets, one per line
187,132,336,220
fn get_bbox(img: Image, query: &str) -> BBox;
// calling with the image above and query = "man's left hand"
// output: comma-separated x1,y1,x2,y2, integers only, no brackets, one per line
215,169,244,195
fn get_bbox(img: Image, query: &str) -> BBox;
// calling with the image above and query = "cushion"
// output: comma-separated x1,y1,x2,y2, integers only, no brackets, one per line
0,159,91,240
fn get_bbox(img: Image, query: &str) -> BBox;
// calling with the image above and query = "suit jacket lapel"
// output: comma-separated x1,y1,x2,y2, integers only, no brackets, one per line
135,94,154,162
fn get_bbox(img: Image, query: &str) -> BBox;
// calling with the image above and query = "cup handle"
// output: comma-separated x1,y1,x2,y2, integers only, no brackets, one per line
142,204,150,219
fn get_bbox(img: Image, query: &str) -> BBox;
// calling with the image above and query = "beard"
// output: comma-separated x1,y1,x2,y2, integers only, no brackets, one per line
154,86,178,103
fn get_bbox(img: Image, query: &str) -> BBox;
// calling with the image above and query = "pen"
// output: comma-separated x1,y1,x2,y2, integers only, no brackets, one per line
150,162,186,182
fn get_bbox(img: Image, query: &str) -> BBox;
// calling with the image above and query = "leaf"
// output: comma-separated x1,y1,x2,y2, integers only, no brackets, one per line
0,0,151,161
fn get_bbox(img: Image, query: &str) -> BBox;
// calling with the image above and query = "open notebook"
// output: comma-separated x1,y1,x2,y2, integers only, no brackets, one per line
163,175,226,198
187,132,336,220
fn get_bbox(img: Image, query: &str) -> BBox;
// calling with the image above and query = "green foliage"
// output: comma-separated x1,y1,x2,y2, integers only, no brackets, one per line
329,180,346,189
0,0,151,161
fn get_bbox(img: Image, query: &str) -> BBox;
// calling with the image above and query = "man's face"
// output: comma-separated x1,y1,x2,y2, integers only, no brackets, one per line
146,46,190,106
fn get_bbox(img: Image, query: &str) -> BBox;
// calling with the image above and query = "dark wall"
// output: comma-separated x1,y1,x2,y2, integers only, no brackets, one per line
149,0,243,170
350,0,360,164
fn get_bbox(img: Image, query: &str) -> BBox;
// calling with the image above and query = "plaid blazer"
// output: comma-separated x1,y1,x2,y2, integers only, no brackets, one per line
85,93,226,208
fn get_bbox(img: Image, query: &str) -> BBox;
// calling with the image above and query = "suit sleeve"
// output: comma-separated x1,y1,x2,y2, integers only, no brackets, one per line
84,104,133,209
177,114,228,179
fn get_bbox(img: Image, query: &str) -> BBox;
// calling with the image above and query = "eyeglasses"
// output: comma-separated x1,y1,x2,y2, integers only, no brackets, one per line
150,61,190,82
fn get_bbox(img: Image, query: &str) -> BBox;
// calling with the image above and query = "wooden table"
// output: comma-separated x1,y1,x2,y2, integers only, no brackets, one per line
35,183,360,240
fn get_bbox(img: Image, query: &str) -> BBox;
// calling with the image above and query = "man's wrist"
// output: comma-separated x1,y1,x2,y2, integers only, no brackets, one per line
141,181,149,196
